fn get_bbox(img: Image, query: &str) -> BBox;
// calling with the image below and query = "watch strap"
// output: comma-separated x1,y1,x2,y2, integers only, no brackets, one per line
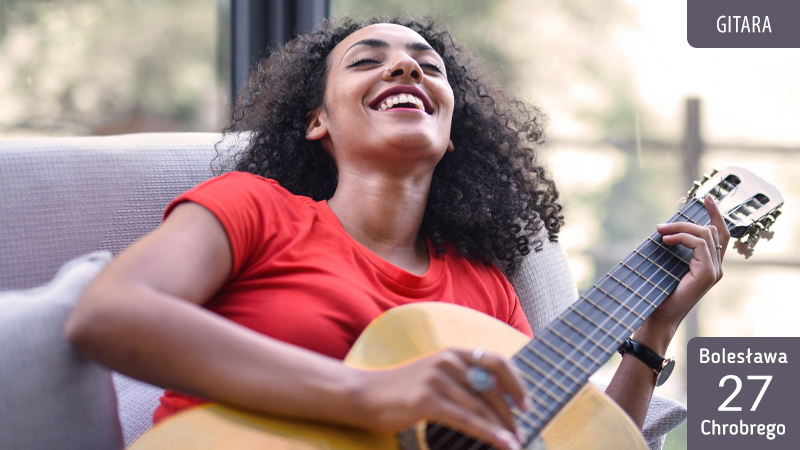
617,337,665,371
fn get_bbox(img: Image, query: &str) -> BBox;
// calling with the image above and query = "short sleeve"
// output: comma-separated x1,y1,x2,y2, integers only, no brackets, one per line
163,172,282,280
504,278,533,338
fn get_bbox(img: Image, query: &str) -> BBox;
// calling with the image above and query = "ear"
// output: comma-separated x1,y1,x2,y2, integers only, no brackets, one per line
305,107,328,141
446,139,455,153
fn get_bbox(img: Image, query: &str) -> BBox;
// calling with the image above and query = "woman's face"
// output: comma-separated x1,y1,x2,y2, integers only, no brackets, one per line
306,24,455,174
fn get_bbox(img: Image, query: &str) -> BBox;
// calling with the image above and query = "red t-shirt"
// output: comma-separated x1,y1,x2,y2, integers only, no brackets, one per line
153,172,532,423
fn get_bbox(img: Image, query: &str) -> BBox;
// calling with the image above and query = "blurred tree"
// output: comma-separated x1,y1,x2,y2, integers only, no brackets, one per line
334,0,648,139
0,0,222,135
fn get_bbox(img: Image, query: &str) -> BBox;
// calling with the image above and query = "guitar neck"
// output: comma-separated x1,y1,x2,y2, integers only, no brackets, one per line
513,198,731,439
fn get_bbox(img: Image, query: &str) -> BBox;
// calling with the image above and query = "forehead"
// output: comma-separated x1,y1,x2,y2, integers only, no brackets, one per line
331,23,433,60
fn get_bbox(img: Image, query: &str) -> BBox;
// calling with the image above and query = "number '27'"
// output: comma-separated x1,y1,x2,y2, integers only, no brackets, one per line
718,375,772,412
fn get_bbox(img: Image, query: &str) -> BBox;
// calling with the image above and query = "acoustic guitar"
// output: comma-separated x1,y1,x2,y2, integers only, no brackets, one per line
129,166,783,450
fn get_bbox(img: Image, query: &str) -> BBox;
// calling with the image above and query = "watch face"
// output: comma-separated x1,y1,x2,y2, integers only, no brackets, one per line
656,359,676,386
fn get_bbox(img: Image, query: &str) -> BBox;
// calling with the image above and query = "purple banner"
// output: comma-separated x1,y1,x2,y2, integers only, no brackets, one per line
688,0,800,48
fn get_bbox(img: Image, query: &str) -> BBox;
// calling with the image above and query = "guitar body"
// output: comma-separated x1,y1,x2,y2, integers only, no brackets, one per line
129,302,647,450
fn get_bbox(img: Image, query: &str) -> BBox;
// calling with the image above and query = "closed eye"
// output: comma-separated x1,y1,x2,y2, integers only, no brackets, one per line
421,63,444,74
347,57,381,68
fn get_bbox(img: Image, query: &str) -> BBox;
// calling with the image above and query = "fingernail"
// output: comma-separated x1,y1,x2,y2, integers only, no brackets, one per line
516,425,529,442
496,430,521,450
656,223,668,228
523,396,532,410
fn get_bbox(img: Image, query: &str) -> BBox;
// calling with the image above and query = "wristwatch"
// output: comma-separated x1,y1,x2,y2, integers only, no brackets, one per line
617,338,675,386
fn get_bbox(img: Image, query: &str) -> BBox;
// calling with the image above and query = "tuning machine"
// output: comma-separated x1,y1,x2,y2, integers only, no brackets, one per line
733,209,781,258
683,169,719,205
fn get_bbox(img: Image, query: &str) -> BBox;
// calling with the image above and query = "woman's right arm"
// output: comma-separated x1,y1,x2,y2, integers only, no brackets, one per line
65,202,525,450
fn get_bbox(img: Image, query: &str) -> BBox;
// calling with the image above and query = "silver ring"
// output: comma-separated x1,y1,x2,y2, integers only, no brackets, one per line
465,365,497,393
386,67,392,74
471,347,485,366
715,244,723,249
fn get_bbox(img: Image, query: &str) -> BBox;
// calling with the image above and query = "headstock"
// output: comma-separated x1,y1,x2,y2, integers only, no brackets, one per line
686,167,783,259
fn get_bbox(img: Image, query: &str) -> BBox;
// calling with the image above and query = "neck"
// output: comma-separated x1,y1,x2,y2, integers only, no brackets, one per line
327,168,432,274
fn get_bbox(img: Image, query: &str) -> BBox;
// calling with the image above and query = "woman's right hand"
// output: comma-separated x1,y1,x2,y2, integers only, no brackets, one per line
354,348,528,450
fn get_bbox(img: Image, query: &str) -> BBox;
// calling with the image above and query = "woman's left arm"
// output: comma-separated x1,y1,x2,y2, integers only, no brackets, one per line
605,194,730,427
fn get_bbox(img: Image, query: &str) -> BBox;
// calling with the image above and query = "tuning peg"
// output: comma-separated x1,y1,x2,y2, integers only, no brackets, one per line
761,229,775,241
767,210,782,226
687,181,702,199
710,168,719,177
747,223,765,250
734,240,753,259
702,173,711,183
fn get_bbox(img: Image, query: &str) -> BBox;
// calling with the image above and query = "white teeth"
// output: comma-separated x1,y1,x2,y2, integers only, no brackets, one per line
378,93,426,111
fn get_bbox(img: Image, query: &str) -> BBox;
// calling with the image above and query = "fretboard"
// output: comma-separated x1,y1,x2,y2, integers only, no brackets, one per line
513,197,729,441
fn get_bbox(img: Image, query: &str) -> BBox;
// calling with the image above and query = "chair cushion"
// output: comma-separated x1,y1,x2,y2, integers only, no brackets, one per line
0,252,122,450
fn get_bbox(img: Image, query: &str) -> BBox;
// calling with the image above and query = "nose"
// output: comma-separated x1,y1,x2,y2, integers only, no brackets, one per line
383,54,423,83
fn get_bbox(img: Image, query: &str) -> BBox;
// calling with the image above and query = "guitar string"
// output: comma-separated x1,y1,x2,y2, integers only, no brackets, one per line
511,198,713,441
479,200,704,449
425,197,715,450
425,199,703,450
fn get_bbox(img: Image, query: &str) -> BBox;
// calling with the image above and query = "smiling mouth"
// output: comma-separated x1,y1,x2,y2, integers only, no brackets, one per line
376,93,426,112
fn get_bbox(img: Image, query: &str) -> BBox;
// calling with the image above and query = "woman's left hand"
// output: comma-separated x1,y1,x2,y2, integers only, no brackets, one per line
646,194,730,333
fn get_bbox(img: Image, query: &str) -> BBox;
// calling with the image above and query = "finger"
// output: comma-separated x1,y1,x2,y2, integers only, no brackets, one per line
471,351,528,410
656,221,708,237
434,353,518,431
657,221,719,266
660,233,717,282
440,368,519,433
443,353,528,430
704,194,730,259
707,225,723,281
433,397,522,450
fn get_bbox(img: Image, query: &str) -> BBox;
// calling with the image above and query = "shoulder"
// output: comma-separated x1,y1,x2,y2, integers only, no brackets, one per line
193,172,297,199
165,172,313,219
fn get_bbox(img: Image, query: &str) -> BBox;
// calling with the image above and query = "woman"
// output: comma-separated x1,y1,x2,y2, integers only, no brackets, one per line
66,17,728,450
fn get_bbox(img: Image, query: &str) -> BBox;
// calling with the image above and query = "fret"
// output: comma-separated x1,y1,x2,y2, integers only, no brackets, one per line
633,235,686,274
506,195,720,442
513,358,568,405
524,344,586,384
514,355,579,409
648,232,695,265
630,249,680,285
645,235,689,262
685,199,711,224
514,404,548,426
557,317,608,354
625,250,684,293
557,310,623,358
539,332,603,368
585,288,644,332
677,210,701,225
615,263,663,308
593,284,647,322
547,328,604,366
602,273,657,309
570,304,627,339
581,293,638,334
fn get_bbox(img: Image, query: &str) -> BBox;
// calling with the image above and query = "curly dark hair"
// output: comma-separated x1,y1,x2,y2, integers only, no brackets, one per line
220,16,563,275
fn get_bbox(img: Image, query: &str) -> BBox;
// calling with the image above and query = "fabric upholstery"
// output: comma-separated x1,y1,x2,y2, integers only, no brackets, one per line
113,373,164,448
0,132,242,291
510,234,579,336
0,252,122,450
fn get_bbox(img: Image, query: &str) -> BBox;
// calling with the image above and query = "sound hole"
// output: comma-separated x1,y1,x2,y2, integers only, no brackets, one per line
425,423,495,450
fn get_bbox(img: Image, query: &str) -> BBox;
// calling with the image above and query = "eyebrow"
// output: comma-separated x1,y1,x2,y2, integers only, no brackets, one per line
341,38,437,63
